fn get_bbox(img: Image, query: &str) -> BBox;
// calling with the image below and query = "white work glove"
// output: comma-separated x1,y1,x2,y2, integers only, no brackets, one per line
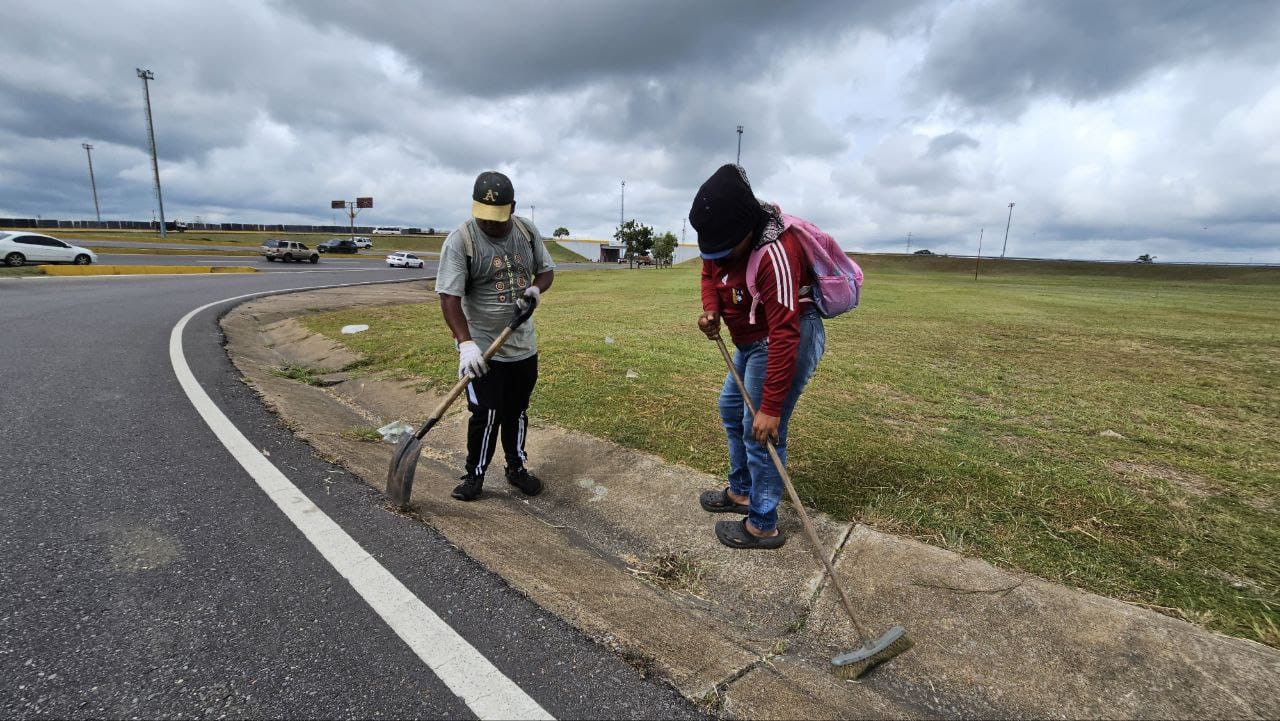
457,340,488,378
520,284,541,309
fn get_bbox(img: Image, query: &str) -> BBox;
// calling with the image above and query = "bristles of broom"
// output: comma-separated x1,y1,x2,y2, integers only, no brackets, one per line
830,626,913,680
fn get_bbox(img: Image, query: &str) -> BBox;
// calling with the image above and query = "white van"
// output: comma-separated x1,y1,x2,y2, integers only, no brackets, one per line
372,226,400,235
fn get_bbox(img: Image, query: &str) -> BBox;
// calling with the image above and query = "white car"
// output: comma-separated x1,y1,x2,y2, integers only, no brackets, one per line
1,232,99,266
372,227,400,236
386,252,425,268
352,237,373,249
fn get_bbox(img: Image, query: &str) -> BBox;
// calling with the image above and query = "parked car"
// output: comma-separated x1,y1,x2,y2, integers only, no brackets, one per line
317,238,360,254
620,253,653,266
372,227,400,235
260,238,319,263
386,251,425,268
352,237,373,249
913,249,934,255
0,232,98,266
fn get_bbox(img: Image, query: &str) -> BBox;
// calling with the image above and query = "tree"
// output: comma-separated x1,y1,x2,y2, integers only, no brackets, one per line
652,231,677,269
1136,253,1156,264
553,226,570,238
614,219,655,268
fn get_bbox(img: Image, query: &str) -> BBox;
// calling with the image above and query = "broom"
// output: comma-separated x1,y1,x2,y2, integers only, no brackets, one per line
713,334,912,679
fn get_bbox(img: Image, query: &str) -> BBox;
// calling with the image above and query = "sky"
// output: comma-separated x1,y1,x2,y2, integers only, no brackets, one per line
1,0,1277,263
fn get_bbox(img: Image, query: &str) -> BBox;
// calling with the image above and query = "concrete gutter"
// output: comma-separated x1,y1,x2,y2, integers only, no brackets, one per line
221,283,1280,720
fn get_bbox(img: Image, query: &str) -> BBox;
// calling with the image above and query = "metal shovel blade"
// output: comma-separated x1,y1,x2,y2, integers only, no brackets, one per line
386,432,422,509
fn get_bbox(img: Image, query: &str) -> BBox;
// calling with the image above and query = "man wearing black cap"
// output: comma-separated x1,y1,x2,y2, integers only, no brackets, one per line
435,171,556,501
690,164,826,550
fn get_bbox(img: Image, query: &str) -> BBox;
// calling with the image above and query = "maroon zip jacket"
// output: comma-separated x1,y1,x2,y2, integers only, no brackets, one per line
701,230,812,416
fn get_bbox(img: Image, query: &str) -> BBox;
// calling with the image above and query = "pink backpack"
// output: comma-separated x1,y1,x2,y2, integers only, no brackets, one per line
746,213,863,322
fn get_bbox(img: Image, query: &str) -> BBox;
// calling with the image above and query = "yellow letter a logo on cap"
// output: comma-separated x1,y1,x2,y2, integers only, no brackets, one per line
483,189,498,202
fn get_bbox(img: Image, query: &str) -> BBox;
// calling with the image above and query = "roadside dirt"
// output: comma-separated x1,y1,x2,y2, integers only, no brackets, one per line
221,281,1280,720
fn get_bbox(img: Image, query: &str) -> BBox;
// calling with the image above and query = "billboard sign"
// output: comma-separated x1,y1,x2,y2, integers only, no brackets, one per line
356,197,373,208
330,200,345,209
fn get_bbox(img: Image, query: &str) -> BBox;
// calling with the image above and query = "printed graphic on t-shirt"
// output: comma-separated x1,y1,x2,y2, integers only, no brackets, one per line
492,251,523,306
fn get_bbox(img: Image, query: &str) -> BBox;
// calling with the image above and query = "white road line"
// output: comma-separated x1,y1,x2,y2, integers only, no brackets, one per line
169,281,552,721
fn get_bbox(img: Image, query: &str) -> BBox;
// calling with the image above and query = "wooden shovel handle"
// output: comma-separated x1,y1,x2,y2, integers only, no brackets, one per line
412,326,515,440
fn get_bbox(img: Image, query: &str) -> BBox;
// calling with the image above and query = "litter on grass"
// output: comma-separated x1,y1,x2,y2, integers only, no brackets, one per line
377,420,414,442
626,369,640,379
604,336,615,345
341,324,370,334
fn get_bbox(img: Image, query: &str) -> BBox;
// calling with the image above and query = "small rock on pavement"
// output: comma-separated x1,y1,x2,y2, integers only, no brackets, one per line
377,420,414,442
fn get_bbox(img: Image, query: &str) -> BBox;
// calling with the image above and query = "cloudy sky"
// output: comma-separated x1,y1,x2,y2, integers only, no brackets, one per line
2,0,1277,262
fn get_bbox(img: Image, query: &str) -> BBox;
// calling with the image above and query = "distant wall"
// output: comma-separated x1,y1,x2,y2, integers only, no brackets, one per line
0,218,435,234
555,240,608,261
552,241,702,264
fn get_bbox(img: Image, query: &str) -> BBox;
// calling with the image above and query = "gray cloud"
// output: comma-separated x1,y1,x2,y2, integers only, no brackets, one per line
0,0,1276,263
279,0,922,97
918,0,1280,116
926,131,979,158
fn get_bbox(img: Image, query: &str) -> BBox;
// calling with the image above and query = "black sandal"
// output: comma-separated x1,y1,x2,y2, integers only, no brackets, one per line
699,487,749,514
715,518,785,550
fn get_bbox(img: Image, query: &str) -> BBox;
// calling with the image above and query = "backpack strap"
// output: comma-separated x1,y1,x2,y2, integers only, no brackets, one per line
459,220,478,292
744,243,770,325
511,216,540,267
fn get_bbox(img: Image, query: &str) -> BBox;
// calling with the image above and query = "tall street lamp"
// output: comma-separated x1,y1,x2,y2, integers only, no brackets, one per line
736,125,744,164
1001,202,1015,258
137,68,167,239
82,143,101,223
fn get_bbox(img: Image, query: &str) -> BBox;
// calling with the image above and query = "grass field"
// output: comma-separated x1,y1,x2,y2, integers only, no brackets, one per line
302,257,1280,646
0,266,43,277
98,247,260,257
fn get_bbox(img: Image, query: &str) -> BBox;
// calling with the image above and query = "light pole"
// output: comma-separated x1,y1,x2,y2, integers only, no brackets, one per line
619,180,625,229
975,227,984,281
1001,202,1015,258
906,231,912,254
137,68,166,239
736,125,743,164
530,204,535,223
82,143,101,223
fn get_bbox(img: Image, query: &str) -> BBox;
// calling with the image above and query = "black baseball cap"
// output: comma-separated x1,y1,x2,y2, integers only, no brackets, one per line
472,171,514,222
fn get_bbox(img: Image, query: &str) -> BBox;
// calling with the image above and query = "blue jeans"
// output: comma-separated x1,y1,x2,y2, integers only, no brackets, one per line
719,311,826,532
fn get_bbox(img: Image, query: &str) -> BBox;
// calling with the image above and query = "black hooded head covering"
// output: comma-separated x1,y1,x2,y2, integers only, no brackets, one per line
689,164,768,260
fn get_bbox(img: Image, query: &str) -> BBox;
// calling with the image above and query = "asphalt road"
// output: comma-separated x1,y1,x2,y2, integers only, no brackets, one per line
0,267,700,719
95,253,407,270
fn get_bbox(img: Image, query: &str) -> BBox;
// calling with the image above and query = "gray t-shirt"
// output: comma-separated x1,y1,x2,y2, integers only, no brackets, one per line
435,217,556,362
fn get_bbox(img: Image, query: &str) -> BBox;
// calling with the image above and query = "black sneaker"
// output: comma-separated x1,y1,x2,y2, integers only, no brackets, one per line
505,465,543,497
451,473,483,501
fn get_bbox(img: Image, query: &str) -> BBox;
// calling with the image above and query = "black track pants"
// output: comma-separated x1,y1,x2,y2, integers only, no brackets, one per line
464,354,538,478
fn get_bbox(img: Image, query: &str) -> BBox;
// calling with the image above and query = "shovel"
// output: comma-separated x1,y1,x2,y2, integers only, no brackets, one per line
386,295,538,509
